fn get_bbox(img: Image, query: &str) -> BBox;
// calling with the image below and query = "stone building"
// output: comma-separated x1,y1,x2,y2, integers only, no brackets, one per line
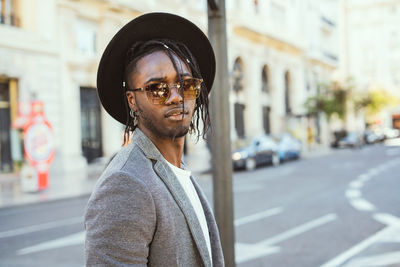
0,0,338,175
339,0,400,130
227,0,338,147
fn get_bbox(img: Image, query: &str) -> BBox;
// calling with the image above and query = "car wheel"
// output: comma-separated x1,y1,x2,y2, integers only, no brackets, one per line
245,158,256,171
272,154,280,166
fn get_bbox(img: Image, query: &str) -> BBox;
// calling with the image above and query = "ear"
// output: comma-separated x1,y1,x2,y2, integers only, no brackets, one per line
126,91,137,112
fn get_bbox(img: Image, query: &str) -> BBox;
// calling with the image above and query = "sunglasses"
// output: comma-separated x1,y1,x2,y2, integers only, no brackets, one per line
127,78,203,105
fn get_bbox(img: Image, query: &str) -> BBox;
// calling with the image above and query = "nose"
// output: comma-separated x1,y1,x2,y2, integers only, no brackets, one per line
165,84,183,105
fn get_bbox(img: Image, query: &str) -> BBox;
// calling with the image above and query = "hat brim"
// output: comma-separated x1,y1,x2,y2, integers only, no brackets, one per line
97,12,216,125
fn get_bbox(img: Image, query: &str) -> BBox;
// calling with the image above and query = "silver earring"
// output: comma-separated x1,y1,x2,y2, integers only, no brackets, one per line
130,109,138,126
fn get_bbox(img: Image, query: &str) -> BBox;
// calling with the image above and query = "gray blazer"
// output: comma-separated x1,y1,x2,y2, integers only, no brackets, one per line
85,129,224,267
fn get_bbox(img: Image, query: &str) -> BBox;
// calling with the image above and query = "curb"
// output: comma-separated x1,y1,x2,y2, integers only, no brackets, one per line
0,191,93,211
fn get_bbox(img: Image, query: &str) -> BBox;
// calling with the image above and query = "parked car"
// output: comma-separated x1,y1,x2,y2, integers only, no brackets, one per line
331,130,347,148
383,127,400,139
275,133,302,162
364,129,380,144
232,135,279,171
337,132,363,148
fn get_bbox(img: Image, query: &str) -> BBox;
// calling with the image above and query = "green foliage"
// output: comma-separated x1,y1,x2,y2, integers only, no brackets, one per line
354,88,399,116
305,78,399,121
304,80,352,120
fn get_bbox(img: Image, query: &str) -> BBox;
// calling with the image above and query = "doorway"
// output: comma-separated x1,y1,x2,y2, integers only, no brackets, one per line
0,81,12,172
80,87,103,163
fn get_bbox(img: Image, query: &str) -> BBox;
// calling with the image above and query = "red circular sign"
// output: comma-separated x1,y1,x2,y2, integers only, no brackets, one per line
24,118,55,164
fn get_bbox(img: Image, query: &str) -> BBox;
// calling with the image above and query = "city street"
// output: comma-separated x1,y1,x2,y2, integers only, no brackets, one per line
0,143,399,266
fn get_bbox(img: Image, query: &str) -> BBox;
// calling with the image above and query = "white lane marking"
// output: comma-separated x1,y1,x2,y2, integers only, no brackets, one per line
236,214,337,264
342,251,400,267
358,174,370,183
338,158,400,266
345,189,361,199
235,207,282,226
235,243,280,263
0,217,82,238
350,199,375,211
373,214,400,243
258,213,337,247
321,226,392,267
349,181,363,189
367,168,379,176
376,165,387,172
17,231,84,255
374,213,400,227
345,157,400,212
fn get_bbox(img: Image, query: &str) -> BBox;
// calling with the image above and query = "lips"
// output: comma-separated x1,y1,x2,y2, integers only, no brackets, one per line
164,107,189,118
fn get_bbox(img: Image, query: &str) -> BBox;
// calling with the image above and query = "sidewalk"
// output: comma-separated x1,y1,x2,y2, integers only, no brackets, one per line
0,155,211,210
0,147,333,209
0,162,105,209
302,146,332,159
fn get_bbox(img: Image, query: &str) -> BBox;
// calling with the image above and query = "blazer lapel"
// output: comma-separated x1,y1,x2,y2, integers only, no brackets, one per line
191,177,225,267
133,129,212,267
154,161,212,267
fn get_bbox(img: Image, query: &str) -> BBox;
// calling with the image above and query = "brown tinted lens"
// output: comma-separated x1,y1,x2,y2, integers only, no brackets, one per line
183,79,202,99
146,83,170,104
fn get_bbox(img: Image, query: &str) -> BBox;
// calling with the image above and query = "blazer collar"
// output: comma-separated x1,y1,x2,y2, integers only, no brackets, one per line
132,129,212,267
131,129,163,161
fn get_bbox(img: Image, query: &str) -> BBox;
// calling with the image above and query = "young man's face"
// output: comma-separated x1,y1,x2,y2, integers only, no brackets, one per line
126,50,196,140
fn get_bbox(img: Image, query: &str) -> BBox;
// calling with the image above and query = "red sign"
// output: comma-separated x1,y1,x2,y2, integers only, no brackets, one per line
15,101,55,190
24,119,55,165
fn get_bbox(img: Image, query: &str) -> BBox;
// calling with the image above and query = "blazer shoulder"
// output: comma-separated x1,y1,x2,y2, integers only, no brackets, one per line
100,141,147,177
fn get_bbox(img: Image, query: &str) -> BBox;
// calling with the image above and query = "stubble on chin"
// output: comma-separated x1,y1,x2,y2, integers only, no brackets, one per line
167,125,189,139
137,108,190,140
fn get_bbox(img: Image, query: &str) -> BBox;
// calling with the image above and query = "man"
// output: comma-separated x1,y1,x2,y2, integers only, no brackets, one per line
84,12,224,267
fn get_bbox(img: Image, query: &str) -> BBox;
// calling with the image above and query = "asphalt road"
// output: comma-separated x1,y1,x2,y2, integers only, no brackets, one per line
0,142,399,267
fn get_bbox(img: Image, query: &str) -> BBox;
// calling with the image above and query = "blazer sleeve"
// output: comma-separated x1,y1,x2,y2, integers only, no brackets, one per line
85,171,156,266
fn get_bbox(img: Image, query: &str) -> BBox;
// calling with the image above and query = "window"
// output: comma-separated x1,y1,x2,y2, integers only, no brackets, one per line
80,87,103,163
262,106,271,134
232,58,244,92
76,18,97,56
0,0,19,26
261,66,270,93
232,57,246,139
284,71,291,114
270,1,286,25
261,66,271,134
0,79,19,172
254,0,259,13
234,103,245,139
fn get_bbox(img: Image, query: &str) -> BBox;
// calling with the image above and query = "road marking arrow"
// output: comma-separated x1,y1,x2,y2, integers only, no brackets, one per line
236,213,337,264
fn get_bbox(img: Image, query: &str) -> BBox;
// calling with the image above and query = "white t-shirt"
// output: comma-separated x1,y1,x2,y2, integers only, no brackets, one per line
166,161,212,263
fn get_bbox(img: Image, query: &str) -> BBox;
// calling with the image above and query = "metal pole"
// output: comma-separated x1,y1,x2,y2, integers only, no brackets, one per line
207,1,235,266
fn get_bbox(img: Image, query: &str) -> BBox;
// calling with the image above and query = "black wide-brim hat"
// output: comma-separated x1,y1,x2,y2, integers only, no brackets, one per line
97,12,216,124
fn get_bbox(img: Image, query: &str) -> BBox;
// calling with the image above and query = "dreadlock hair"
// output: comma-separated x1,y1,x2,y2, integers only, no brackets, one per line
122,38,211,145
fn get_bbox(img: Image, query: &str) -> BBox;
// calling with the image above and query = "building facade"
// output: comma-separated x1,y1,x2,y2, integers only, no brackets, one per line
340,0,400,130
0,0,338,175
227,0,338,148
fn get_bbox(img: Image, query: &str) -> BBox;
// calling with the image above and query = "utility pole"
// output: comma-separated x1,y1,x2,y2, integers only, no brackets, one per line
207,0,235,266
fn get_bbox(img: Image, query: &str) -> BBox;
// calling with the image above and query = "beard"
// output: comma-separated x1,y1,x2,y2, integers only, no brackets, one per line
137,106,190,140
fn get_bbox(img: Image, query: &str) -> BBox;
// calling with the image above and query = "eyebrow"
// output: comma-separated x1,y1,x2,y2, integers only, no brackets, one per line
144,73,192,84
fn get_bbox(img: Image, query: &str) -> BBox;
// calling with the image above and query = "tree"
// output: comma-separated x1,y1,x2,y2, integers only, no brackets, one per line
354,87,399,117
304,78,354,121
305,79,399,124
